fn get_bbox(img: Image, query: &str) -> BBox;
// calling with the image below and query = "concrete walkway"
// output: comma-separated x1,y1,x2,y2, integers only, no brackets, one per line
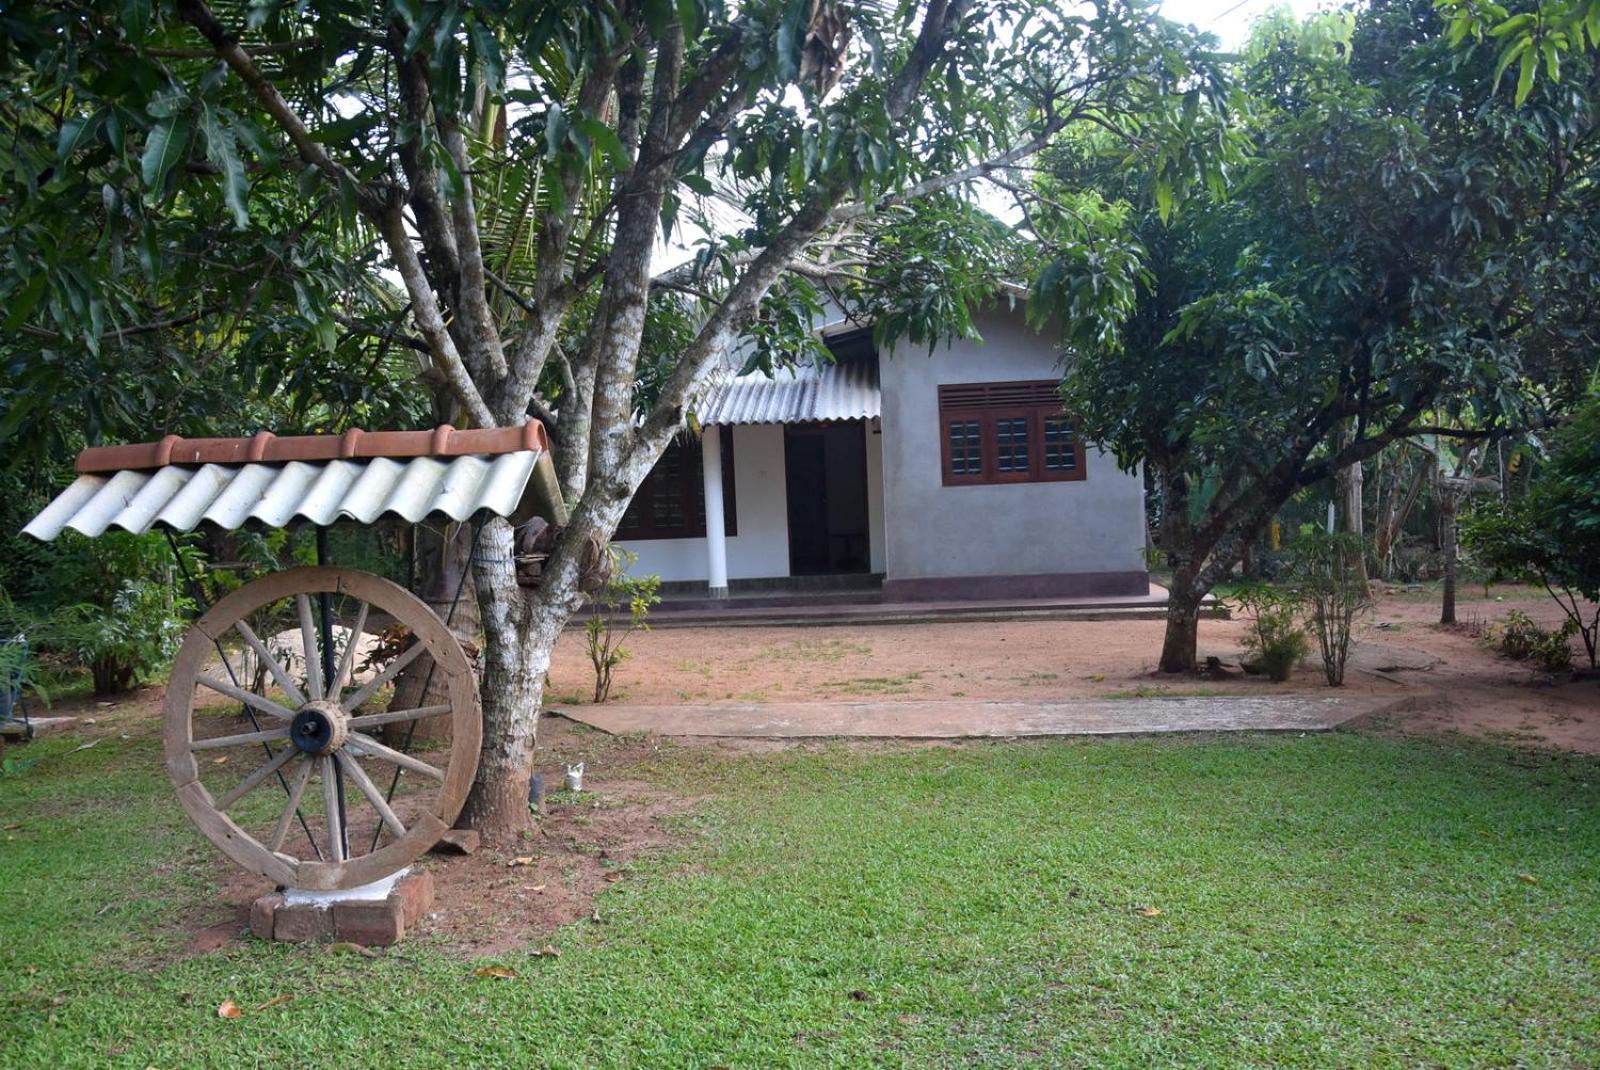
555,695,1392,740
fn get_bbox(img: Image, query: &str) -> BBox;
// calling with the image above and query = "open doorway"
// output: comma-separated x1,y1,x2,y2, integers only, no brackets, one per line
785,422,870,576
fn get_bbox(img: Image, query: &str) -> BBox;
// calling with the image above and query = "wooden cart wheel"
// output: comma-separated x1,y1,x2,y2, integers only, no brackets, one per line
163,566,480,891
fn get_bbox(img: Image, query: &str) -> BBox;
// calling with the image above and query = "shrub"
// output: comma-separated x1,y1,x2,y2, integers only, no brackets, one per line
583,548,661,704
1234,582,1310,682
1496,610,1575,673
1286,530,1372,687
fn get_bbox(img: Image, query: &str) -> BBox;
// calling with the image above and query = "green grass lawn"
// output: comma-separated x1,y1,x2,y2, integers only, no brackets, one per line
2,727,1598,1068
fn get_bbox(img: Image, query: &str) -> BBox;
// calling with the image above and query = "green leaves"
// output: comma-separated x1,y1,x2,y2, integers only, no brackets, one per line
200,107,250,228
140,113,193,204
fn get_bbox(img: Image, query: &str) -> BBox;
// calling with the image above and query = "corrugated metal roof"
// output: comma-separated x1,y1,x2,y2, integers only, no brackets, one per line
22,453,552,542
698,359,880,425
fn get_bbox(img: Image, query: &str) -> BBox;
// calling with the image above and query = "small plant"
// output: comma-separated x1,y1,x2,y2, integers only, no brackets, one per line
1495,611,1575,673
1497,610,1544,660
583,548,660,704
1286,530,1372,687
1234,582,1310,682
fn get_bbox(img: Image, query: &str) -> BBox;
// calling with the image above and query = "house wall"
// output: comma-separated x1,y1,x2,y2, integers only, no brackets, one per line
613,424,791,583
877,308,1149,598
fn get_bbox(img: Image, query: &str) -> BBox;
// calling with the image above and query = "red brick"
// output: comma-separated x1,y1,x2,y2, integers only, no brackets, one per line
391,870,434,926
272,903,333,943
249,892,285,941
332,899,403,946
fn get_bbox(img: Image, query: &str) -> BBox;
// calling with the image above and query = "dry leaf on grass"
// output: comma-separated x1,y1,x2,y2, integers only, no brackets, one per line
1518,873,1539,885
328,942,379,958
255,995,293,1011
535,945,561,958
216,999,242,1019
1135,906,1163,917
474,965,517,979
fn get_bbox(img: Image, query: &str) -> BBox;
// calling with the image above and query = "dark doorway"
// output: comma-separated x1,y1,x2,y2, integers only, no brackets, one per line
785,422,871,576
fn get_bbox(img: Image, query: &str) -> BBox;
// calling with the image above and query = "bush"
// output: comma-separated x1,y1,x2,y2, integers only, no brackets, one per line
1234,582,1310,682
1286,530,1372,687
34,532,196,694
1496,610,1575,673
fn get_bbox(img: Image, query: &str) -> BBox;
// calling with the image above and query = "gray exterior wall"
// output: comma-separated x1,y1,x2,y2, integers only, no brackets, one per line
878,308,1148,597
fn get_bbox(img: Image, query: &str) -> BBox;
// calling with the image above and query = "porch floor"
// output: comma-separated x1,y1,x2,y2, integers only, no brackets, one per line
553,693,1393,739
634,582,1219,628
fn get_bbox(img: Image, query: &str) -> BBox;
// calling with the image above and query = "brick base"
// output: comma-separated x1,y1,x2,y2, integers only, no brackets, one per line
249,870,434,947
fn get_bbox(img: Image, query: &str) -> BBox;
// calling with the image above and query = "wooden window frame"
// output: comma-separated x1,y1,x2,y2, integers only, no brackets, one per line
938,381,1086,487
617,427,738,541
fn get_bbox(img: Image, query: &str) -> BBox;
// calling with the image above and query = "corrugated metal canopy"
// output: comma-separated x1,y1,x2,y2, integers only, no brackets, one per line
23,452,564,542
698,358,880,426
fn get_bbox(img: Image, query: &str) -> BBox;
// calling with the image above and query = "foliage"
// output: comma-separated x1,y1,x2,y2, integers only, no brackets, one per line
1052,0,1600,671
1286,531,1372,687
1494,609,1577,671
1233,581,1310,682
29,532,196,694
1435,0,1600,103
1463,390,1600,666
583,549,660,704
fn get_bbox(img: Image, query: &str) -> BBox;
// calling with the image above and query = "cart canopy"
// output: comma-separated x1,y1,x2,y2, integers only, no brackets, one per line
22,424,566,540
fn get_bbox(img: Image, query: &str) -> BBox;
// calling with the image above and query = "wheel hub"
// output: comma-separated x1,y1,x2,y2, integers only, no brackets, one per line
289,700,350,755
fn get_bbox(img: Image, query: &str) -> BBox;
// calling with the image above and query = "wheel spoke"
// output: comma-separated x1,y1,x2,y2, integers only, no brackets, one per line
327,600,370,701
267,756,315,853
347,732,445,781
216,744,299,810
348,704,453,731
340,640,425,712
233,619,306,707
195,674,295,721
191,725,290,751
296,594,324,701
320,755,346,862
336,751,407,841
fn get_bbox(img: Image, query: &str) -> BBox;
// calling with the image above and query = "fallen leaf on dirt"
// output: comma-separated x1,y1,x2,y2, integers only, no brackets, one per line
211,756,229,765
474,966,517,979
216,999,242,1019
328,942,379,958
1135,906,1163,917
507,856,534,868
535,945,561,958
255,995,293,1011
530,884,546,893
1518,873,1539,885
1089,674,1106,682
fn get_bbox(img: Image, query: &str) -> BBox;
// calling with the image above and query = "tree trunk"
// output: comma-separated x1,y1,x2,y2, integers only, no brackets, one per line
1159,577,1203,673
1336,427,1371,594
1439,488,1458,625
458,516,584,843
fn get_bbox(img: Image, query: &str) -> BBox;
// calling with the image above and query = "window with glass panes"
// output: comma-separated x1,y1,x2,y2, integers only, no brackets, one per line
937,381,1086,486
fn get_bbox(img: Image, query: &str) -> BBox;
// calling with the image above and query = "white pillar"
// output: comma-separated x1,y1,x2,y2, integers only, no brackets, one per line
701,426,729,597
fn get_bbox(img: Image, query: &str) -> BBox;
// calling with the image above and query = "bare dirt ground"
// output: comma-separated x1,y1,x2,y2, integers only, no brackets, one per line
546,583,1600,754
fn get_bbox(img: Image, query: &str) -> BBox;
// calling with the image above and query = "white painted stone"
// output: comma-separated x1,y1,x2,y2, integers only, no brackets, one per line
283,867,407,908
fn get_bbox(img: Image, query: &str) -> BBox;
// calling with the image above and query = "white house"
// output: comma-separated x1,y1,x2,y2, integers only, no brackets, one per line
614,306,1149,601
